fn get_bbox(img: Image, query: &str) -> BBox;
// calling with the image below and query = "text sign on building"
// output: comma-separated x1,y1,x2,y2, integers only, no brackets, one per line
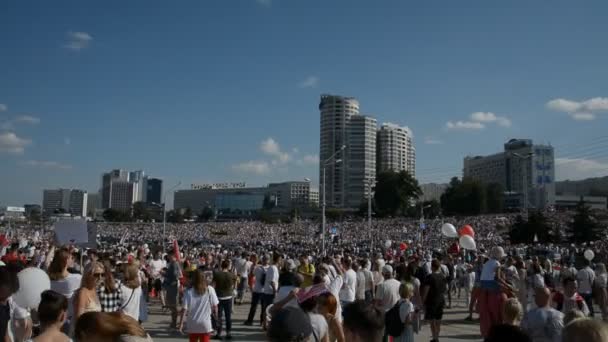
6,207,25,213
191,182,246,190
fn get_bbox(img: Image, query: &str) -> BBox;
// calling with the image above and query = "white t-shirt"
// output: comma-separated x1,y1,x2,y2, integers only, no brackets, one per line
339,269,357,303
183,287,219,334
252,266,267,293
50,273,82,319
577,267,596,294
149,259,165,279
480,259,501,281
399,299,414,323
308,312,328,340
328,275,344,322
355,271,366,300
376,278,401,312
363,269,374,291
120,285,142,322
263,265,279,295
234,258,252,278
274,286,298,308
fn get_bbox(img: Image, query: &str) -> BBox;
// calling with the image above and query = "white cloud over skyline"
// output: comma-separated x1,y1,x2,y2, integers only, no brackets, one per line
0,132,31,154
547,97,608,121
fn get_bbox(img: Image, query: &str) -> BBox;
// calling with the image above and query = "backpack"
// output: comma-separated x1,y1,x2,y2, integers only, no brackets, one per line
385,301,404,337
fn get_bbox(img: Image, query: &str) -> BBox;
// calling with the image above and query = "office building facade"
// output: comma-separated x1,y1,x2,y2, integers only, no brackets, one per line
145,178,163,204
43,189,88,217
463,139,555,208
346,115,377,208
377,123,415,177
174,186,268,214
268,181,311,208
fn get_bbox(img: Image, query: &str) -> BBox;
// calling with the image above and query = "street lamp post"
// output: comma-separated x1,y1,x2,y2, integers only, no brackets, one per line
322,145,346,257
162,181,181,251
367,178,375,252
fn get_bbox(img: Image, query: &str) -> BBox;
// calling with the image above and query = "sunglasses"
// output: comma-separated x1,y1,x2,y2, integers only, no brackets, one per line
94,273,104,278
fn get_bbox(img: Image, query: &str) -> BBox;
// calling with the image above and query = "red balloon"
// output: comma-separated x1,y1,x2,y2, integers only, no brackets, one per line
448,242,460,254
399,242,408,251
459,225,475,238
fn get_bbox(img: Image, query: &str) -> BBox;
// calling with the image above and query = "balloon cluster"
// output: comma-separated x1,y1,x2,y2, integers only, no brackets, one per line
383,240,409,251
441,223,476,250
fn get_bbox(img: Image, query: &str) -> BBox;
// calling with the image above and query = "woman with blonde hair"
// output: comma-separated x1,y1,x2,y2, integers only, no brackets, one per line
502,298,523,326
73,311,152,342
562,318,608,342
72,261,102,325
97,260,122,313
179,269,219,342
48,248,82,330
119,263,142,322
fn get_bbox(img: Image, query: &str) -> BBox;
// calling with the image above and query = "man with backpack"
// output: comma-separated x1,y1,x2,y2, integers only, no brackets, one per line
244,254,269,326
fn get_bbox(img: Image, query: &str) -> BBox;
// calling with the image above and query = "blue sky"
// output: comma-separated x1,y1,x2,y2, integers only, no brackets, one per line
1,0,608,207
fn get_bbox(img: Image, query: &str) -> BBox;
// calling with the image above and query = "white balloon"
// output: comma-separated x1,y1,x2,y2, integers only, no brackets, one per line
459,235,477,251
144,248,150,255
584,249,595,261
384,240,392,248
143,244,149,249
13,268,51,309
441,223,458,238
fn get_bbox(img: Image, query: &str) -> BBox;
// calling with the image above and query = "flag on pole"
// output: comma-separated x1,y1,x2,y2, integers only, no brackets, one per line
173,239,181,262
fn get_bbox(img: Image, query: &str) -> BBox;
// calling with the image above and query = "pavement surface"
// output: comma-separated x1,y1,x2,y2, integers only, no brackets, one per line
144,293,483,342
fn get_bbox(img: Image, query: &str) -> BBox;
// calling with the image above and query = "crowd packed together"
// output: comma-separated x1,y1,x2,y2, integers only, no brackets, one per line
0,212,607,342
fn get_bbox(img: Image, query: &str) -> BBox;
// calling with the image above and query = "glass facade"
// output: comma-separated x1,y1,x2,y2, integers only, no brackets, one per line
215,193,264,211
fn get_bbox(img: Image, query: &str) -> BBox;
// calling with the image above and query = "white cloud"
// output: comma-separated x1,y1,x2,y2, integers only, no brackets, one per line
424,137,444,145
445,121,485,130
260,137,291,164
232,161,270,175
14,115,40,124
546,97,608,121
571,113,595,121
0,132,31,154
470,111,512,127
0,104,7,112
298,76,319,88
1,115,41,130
256,0,272,6
556,158,608,180
65,31,93,51
301,154,319,165
21,160,72,170
260,137,280,155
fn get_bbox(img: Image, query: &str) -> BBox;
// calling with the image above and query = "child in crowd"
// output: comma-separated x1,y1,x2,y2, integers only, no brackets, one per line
395,282,414,342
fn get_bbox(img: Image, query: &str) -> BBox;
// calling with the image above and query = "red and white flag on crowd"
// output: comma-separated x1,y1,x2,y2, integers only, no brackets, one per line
173,239,181,262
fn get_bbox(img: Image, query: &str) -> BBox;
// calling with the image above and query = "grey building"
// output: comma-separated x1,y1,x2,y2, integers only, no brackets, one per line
174,186,268,214
43,189,88,217
420,183,448,202
377,123,416,177
101,169,129,209
463,139,556,209
346,115,377,208
268,181,311,208
319,94,377,208
555,195,607,211
145,178,163,205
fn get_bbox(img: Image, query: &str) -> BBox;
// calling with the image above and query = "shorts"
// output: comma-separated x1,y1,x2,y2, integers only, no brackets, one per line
424,303,444,321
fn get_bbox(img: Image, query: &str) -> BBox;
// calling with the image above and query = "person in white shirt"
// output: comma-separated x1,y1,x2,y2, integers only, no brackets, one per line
244,255,268,326
148,252,166,307
178,269,219,341
577,259,596,317
261,253,281,329
120,263,142,323
354,262,366,301
339,259,357,307
375,265,401,312
234,252,252,305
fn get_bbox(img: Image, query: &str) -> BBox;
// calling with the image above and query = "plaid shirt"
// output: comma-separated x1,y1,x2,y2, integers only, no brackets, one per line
97,280,122,312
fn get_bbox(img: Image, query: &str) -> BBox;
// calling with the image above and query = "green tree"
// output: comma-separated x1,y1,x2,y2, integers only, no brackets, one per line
508,211,552,244
567,201,605,243
415,200,441,219
184,207,193,220
166,209,184,223
29,207,42,223
486,183,504,213
103,209,131,222
374,171,421,217
198,206,214,221
441,177,487,216
132,202,150,221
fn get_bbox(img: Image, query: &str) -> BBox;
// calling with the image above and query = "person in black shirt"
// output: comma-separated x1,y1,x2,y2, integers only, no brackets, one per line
422,259,447,342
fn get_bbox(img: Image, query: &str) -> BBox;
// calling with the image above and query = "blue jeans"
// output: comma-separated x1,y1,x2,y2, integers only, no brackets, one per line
217,298,233,335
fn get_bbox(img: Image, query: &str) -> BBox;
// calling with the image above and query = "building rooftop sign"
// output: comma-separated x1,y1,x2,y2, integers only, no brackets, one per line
191,182,246,190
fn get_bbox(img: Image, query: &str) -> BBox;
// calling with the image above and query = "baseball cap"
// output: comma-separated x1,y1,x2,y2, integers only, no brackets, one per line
268,307,313,341
382,265,393,275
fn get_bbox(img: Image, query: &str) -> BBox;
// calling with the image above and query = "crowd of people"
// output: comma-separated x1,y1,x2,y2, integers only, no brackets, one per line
0,211,607,341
